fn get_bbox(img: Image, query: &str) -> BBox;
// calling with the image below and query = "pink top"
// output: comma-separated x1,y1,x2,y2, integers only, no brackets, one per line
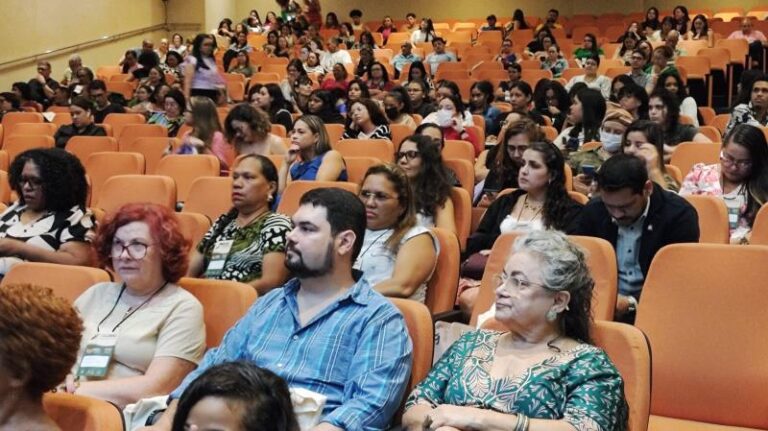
727,30,767,44
185,56,225,90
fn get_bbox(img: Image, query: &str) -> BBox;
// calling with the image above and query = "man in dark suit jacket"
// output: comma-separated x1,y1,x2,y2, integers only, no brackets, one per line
574,154,699,322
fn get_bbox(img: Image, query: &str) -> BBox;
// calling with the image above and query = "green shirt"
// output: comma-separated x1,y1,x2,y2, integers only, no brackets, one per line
406,330,628,430
568,147,610,174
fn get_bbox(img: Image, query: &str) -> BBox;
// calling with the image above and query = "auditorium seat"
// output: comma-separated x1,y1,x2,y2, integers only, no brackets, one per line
2,263,111,303
43,393,123,431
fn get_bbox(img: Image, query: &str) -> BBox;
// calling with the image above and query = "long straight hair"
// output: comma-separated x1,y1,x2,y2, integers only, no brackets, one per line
361,164,417,253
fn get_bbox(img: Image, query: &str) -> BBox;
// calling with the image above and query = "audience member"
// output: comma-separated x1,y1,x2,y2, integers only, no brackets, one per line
28,61,58,107
53,96,107,148
610,75,635,103
496,63,523,101
494,38,518,67
147,187,413,431
401,12,418,33
727,17,767,68
365,61,396,99
648,89,710,162
574,154,699,322
280,114,347,192
615,32,640,65
320,38,353,73
626,49,651,89
556,88,606,152
407,79,436,118
532,79,570,130
0,92,21,120
184,34,225,101
726,73,768,134
0,283,83,431
320,63,351,92
424,38,457,75
61,54,84,86
343,98,392,139
655,71,698,126
12,82,42,112
228,51,254,77
573,33,605,63
411,18,437,44
565,54,611,99
618,83,649,120
506,8,530,32
307,89,345,124
384,87,416,127
354,164,438,302
148,88,186,137
176,96,233,172
189,155,291,292
505,80,546,126
645,45,677,91
689,14,714,46
681,124,768,244
225,103,286,156
622,119,680,191
642,7,661,34
541,44,568,78
469,80,502,136
391,42,421,78
404,230,627,431
91,80,129,123
251,83,294,132
535,8,563,32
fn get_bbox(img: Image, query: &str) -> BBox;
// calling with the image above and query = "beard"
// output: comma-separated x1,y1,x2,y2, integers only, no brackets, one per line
284,242,334,278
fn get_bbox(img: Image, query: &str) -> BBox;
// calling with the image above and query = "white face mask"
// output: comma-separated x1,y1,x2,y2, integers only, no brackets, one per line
600,129,623,153
436,109,453,127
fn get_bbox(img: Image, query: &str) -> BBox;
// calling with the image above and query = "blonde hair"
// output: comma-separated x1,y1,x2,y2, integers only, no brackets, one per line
189,96,222,149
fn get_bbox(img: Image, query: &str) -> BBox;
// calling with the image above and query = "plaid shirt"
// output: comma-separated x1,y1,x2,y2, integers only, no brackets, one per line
171,276,413,430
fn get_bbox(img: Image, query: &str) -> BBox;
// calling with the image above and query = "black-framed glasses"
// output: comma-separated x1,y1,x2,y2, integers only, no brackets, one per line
19,176,43,189
395,150,420,161
111,241,153,259
720,152,752,169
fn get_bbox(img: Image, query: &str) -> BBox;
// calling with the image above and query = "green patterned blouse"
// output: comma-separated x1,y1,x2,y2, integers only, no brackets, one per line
406,330,628,431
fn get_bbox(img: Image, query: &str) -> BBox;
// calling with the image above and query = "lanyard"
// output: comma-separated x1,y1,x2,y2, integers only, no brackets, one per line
96,282,168,333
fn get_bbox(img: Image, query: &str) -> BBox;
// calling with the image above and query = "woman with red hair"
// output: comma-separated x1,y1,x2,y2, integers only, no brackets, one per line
63,203,205,408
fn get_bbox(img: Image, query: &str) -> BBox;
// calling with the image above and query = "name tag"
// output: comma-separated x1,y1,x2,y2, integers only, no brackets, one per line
204,239,234,278
77,332,118,378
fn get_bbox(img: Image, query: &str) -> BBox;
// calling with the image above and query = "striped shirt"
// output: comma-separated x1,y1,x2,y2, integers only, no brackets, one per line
171,275,412,430
342,124,392,140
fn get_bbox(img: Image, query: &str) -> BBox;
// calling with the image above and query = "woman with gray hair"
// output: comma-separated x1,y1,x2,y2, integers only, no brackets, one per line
403,230,628,431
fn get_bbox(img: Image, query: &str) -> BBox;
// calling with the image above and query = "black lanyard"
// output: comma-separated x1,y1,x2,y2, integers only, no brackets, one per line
96,282,168,333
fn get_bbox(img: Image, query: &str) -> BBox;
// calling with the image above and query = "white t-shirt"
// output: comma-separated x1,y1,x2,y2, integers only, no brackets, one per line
320,50,353,73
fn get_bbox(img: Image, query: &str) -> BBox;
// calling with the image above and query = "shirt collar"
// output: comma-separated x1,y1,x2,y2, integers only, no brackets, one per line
282,270,372,306
612,195,651,227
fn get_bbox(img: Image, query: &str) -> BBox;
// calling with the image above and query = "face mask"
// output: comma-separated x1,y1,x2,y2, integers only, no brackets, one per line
436,109,453,127
600,130,623,153
385,107,399,121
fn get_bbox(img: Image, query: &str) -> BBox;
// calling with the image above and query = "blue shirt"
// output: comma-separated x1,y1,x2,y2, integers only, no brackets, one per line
289,152,348,182
615,199,650,296
171,276,412,430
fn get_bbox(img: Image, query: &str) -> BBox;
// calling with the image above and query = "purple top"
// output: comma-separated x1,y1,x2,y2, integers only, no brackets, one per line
185,55,225,90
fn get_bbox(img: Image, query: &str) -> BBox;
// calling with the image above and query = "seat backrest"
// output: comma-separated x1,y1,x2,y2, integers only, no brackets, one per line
96,175,177,213
335,139,394,162
669,142,721,178
0,171,10,204
344,156,381,185
177,277,258,349
592,321,651,431
10,122,58,138
182,176,234,222
390,123,415,148
3,135,55,166
43,392,124,431
118,123,168,148
324,123,345,146
636,244,768,429
277,181,360,216
442,139,474,164
425,228,460,315
176,212,212,248
1,112,44,146
682,195,729,244
2,263,111,304
85,152,146,203
389,298,434,411
102,113,146,139
444,158,473,199
156,155,221,202
449,187,471,251
750,203,768,245
119,136,175,174
711,114,730,135
66,136,118,165
470,233,618,325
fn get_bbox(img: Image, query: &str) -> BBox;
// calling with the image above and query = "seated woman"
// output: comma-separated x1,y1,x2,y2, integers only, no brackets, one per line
615,31,641,65
148,88,186,137
251,83,294,132
564,54,611,99
680,124,768,243
430,93,482,156
189,155,291,293
227,51,254,77
648,89,711,162
384,87,417,127
320,63,350,92
504,80,546,126
365,61,396,100
176,96,234,174
406,79,437,118
469,80,503,137
303,51,326,76
617,82,650,120
541,44,569,78
532,79,570,131
0,148,94,275
354,164,438,303
403,230,628,431
610,75,635,103
307,89,345,124
0,283,83,430
224,103,287,156
475,117,542,206
573,33,605,64
54,96,107,148
496,63,523,102
346,77,371,109
555,88,606,152
129,85,154,114
402,61,433,90
623,119,680,191
655,71,698,126
171,362,299,431
342,98,392,140
71,203,205,407
396,135,456,232
279,114,347,193
569,108,634,194
644,46,678,92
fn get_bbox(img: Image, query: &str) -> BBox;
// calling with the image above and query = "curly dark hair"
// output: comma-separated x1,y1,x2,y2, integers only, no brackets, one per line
172,361,299,431
526,141,574,231
9,148,88,211
0,283,83,397
398,134,451,218
92,203,190,282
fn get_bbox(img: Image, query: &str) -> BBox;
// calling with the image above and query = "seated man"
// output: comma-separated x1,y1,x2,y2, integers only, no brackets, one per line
28,61,58,108
391,42,421,79
424,37,457,75
320,37,353,74
89,80,126,123
144,188,413,431
573,154,699,323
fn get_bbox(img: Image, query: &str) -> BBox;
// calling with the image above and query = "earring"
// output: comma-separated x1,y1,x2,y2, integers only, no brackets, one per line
546,309,558,322
268,194,273,202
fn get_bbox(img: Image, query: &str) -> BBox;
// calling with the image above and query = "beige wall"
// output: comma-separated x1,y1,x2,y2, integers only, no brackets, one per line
205,0,237,34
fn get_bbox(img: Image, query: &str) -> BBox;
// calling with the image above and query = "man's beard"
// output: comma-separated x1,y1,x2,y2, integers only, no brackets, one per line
284,242,334,278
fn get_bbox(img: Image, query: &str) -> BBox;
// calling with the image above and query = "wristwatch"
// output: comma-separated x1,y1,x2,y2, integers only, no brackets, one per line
626,295,638,313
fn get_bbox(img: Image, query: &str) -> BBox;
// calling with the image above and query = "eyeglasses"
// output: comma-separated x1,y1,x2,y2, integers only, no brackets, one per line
495,272,550,291
395,150,420,161
19,176,43,188
720,152,752,169
506,144,528,155
359,191,396,203
111,241,153,259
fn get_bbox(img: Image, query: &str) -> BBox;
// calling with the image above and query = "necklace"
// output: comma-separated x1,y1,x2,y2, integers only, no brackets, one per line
356,229,391,267
516,194,544,223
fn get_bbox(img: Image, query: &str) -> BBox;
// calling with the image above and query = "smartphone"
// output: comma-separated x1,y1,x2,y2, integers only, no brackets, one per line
582,164,596,178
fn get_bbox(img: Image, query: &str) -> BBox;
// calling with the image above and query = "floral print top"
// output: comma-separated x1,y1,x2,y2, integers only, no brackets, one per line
405,330,628,431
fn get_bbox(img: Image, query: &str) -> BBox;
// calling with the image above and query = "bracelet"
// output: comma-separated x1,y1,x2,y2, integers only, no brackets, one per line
514,414,530,431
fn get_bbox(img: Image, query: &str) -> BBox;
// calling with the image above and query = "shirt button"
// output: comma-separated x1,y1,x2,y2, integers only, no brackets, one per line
293,335,299,340
277,363,283,368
